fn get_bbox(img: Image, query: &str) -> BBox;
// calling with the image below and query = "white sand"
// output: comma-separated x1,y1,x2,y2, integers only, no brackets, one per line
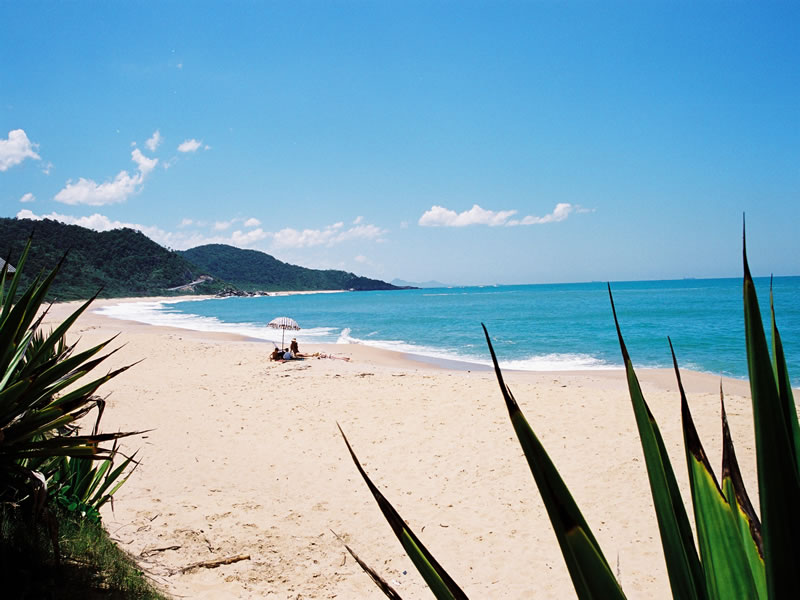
42,297,770,599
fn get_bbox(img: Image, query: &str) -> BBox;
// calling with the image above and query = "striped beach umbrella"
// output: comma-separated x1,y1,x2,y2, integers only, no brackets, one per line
267,316,301,348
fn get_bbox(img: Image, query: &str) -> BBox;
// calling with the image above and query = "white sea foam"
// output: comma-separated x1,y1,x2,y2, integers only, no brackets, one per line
502,353,617,371
422,292,469,297
335,328,616,371
422,290,513,297
96,301,617,372
94,300,336,346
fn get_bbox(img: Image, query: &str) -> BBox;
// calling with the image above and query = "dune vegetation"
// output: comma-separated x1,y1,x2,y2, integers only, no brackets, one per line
0,239,164,598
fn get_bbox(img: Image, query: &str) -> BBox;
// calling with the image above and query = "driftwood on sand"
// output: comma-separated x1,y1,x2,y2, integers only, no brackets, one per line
176,554,251,574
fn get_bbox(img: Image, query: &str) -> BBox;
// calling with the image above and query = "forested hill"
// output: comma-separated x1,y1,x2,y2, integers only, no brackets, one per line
0,217,222,301
0,218,403,300
179,244,402,291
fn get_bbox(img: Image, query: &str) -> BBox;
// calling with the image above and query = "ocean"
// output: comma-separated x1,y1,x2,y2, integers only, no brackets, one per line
96,276,800,385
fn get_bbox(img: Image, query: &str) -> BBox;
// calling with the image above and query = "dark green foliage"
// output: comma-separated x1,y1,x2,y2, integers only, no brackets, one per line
0,217,225,300
0,237,142,509
47,446,138,525
0,217,401,300
0,240,159,598
1,504,167,599
180,243,403,291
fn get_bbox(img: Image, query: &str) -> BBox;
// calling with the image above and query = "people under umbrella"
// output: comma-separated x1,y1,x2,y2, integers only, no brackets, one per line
269,338,349,362
270,338,301,361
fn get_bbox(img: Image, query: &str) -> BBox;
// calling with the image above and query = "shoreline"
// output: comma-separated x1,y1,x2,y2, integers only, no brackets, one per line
55,295,762,382
41,296,771,598
48,294,765,401
53,296,764,391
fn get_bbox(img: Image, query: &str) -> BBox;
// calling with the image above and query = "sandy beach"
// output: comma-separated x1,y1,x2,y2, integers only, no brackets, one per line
42,297,771,599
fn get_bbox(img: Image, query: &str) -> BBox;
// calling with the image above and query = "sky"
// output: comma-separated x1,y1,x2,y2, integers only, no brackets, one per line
1,1,798,286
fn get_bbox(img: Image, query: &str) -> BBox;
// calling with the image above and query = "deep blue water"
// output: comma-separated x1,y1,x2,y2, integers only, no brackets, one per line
97,277,800,385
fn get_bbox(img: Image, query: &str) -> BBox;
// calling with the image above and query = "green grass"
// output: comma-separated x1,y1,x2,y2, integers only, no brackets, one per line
1,505,168,599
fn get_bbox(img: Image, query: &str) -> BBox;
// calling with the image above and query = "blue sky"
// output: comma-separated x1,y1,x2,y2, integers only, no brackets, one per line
1,1,798,285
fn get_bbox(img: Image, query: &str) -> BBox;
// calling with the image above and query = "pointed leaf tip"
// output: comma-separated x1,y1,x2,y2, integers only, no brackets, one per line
482,323,519,415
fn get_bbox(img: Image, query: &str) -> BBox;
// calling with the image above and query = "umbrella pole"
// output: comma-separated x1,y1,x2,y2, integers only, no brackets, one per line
281,329,285,349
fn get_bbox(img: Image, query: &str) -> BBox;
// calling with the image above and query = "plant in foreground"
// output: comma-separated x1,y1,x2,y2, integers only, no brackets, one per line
2,503,167,599
0,238,142,516
340,236,799,599
48,439,139,524
1,238,154,596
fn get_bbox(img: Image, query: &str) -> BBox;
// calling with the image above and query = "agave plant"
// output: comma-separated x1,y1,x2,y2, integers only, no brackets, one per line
0,238,142,512
47,442,139,523
340,235,799,599
40,399,140,523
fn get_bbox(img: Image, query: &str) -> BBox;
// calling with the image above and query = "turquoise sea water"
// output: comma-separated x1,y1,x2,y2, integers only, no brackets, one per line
97,277,800,385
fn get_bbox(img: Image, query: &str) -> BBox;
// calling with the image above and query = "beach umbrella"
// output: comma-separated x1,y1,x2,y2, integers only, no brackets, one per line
268,316,300,348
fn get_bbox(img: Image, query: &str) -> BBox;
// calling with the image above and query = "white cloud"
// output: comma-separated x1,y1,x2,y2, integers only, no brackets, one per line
337,224,385,243
41,161,53,175
177,139,202,153
0,129,40,171
54,148,158,206
17,209,383,256
17,209,211,251
272,221,386,249
506,203,576,225
54,171,142,206
131,148,158,175
354,255,368,263
419,202,582,227
214,217,261,230
419,204,516,227
17,209,159,237
353,216,363,225
231,228,268,246
18,209,272,252
145,130,162,151
19,192,35,203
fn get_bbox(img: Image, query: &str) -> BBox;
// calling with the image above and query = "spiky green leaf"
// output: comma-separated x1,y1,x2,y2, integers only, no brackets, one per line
742,236,800,598
769,280,800,479
670,343,758,599
719,392,766,600
331,530,405,599
609,290,705,600
339,425,467,600
483,324,626,600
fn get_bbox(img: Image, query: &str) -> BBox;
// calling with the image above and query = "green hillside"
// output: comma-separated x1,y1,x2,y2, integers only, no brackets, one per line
0,218,223,301
179,244,402,291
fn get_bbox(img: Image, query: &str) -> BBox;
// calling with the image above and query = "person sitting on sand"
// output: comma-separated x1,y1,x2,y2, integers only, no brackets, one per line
290,338,299,356
269,347,283,361
283,348,294,360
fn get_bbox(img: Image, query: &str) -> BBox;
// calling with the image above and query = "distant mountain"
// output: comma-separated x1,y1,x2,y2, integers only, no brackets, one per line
180,244,403,292
0,217,224,301
391,278,449,289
